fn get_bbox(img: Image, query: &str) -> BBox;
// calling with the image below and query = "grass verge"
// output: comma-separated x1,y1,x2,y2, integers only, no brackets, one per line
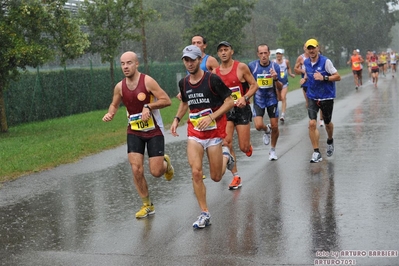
0,97,183,183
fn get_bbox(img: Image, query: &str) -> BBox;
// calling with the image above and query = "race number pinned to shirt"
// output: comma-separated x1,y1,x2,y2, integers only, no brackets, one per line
257,73,273,89
229,86,242,104
189,108,217,131
128,113,155,131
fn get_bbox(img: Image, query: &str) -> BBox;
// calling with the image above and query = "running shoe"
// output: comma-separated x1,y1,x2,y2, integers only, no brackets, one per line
193,211,211,229
327,142,334,157
228,175,242,190
310,152,322,163
164,154,174,181
263,124,271,145
222,146,235,171
245,145,253,157
269,150,278,161
319,120,324,127
135,204,155,218
280,113,285,122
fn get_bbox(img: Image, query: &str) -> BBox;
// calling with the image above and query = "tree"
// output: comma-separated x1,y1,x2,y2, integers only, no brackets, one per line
276,17,303,60
244,0,286,56
140,0,195,62
184,0,255,57
0,0,89,133
291,0,399,66
79,0,156,88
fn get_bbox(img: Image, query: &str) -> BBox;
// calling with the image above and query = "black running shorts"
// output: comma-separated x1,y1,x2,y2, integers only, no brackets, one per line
127,134,164,157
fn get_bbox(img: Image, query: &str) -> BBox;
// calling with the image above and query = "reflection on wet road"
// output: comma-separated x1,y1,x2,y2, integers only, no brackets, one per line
1,74,398,265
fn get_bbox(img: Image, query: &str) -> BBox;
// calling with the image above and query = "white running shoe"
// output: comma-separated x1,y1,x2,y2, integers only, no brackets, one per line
269,150,278,161
319,120,324,127
263,124,271,145
327,142,334,157
193,212,211,229
310,152,322,163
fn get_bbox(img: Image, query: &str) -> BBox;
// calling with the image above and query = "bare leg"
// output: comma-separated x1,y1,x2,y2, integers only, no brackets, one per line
309,119,319,150
128,152,148,198
187,140,208,212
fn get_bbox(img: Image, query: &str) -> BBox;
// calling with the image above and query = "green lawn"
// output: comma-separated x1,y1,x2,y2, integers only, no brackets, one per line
0,97,183,182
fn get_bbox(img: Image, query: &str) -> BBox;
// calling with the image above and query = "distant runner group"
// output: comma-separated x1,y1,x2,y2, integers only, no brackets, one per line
347,48,398,89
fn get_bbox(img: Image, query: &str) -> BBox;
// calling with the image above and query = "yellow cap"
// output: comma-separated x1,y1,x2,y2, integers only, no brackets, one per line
305,38,319,48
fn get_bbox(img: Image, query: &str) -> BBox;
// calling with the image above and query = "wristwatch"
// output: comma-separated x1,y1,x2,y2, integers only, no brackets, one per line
324,76,329,81
244,95,249,101
143,104,151,111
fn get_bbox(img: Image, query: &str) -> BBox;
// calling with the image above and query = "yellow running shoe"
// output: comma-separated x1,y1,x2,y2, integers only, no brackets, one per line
164,154,174,181
135,204,155,218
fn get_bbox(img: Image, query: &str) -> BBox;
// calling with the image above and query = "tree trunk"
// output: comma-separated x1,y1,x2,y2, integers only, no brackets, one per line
0,85,9,133
140,0,149,74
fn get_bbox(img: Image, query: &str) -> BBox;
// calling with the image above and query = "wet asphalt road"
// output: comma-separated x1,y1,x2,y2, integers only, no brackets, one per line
1,72,398,266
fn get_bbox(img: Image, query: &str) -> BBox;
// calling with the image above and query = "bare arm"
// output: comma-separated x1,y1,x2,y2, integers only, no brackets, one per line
235,63,258,107
294,55,305,75
286,59,296,78
314,71,341,82
347,57,352,65
102,82,122,122
170,101,189,137
144,75,172,110
137,75,172,122
197,95,234,131
212,96,234,120
206,55,220,72
270,66,282,90
329,71,341,82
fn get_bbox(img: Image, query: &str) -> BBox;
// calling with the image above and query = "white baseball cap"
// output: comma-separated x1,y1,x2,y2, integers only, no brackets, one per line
276,48,284,54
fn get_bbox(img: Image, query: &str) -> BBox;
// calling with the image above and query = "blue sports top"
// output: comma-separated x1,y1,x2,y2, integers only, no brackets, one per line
248,60,281,108
200,54,209,71
303,55,336,100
